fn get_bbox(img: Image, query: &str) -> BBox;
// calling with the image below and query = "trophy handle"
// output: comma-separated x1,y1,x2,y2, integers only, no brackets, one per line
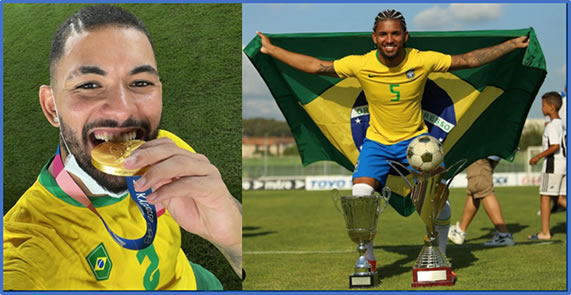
378,186,392,214
332,189,342,213
443,158,468,185
388,158,468,189
386,160,417,189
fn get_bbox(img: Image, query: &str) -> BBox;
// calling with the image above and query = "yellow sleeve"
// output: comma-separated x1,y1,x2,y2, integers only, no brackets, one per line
423,50,452,72
4,268,43,290
333,55,366,78
4,222,52,290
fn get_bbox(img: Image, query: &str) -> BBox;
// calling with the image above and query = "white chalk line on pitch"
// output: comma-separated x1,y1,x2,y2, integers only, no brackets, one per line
245,240,556,255
245,249,354,255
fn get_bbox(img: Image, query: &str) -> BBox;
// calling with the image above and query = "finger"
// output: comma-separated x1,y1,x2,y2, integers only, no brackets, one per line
147,178,186,205
135,154,214,192
146,179,202,226
123,138,177,169
135,137,177,151
146,175,213,205
124,139,206,169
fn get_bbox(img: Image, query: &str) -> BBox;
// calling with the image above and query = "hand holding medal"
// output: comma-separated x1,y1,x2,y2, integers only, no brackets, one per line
91,140,157,250
91,137,242,276
119,137,242,275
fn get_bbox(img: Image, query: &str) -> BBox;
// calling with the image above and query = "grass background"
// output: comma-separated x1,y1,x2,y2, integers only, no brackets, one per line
3,4,241,290
243,186,566,290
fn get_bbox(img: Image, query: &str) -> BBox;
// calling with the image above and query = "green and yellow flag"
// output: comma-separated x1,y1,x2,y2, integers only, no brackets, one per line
244,29,546,215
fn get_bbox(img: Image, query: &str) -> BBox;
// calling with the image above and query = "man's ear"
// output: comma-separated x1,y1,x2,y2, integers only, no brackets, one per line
39,85,59,127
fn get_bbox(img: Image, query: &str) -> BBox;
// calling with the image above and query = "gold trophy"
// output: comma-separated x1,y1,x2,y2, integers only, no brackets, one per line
333,188,391,288
388,159,465,287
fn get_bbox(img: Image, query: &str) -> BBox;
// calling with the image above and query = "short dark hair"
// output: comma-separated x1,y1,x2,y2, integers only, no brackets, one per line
373,9,407,32
542,91,563,111
49,5,155,83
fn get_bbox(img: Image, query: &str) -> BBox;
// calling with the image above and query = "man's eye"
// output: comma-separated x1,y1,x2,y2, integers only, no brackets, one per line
131,81,154,87
76,82,99,89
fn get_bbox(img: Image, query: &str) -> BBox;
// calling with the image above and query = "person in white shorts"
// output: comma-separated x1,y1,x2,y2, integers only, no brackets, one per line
529,91,566,240
544,89,566,213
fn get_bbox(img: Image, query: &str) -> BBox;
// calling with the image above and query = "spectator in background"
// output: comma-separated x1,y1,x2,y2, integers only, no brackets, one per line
448,156,515,246
544,89,566,213
529,91,566,240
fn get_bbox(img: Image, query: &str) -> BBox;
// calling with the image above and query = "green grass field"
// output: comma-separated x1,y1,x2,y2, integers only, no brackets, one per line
3,4,241,290
243,186,566,290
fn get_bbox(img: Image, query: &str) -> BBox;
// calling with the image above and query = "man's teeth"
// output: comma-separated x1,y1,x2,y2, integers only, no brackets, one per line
94,131,136,142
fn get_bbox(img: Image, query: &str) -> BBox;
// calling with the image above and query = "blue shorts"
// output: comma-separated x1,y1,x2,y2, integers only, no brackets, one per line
353,136,419,186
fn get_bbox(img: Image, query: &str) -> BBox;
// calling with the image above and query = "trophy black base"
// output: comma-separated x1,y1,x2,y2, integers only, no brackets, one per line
349,271,378,288
411,266,454,287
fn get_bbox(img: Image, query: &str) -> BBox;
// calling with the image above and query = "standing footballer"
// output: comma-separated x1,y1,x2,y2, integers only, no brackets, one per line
257,9,528,278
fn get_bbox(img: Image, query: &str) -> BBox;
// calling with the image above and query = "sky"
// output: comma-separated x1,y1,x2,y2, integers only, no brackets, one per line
242,3,567,121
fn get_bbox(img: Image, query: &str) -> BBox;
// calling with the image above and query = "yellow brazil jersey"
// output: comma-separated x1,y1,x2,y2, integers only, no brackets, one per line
4,130,222,290
334,48,451,145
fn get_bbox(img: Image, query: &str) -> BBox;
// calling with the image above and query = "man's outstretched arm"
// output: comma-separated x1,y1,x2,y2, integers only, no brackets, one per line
257,32,339,77
449,36,529,71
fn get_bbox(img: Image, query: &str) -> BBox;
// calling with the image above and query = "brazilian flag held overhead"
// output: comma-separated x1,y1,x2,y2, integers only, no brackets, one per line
244,29,546,215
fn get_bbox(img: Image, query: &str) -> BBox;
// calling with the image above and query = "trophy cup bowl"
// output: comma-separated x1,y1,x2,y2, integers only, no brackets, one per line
334,188,391,288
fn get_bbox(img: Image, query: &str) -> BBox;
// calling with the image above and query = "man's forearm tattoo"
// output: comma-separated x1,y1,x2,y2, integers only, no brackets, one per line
318,63,335,74
466,41,513,67
474,42,511,65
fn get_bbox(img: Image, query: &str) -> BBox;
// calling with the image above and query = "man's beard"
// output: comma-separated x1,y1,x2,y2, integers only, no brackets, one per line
377,42,406,61
59,117,158,194
379,50,398,60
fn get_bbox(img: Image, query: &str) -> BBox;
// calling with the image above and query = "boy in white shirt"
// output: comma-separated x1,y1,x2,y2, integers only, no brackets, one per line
529,91,567,240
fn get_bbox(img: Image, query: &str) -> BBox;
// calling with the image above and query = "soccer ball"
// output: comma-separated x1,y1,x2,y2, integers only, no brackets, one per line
406,135,444,172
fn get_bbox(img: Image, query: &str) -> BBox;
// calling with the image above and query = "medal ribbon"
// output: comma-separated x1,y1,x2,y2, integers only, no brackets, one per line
52,146,157,250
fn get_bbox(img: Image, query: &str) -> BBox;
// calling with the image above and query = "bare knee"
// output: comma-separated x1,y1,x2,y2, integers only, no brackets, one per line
353,177,380,189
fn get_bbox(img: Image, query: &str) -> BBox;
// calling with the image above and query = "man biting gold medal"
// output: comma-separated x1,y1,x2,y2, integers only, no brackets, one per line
4,4,242,290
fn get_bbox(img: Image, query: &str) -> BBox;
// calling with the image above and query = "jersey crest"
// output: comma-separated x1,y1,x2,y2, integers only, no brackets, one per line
406,69,415,79
86,243,113,281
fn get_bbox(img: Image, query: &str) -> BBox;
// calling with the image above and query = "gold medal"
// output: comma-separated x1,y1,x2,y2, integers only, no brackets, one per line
91,140,146,176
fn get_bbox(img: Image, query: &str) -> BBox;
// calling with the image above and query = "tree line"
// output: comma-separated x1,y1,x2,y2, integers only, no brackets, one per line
243,118,293,137
243,117,542,151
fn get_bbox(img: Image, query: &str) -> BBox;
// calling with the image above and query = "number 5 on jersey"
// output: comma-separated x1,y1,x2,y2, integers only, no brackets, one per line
390,84,400,101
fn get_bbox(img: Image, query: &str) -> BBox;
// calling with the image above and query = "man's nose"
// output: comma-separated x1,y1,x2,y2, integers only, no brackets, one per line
101,85,137,122
386,34,393,43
